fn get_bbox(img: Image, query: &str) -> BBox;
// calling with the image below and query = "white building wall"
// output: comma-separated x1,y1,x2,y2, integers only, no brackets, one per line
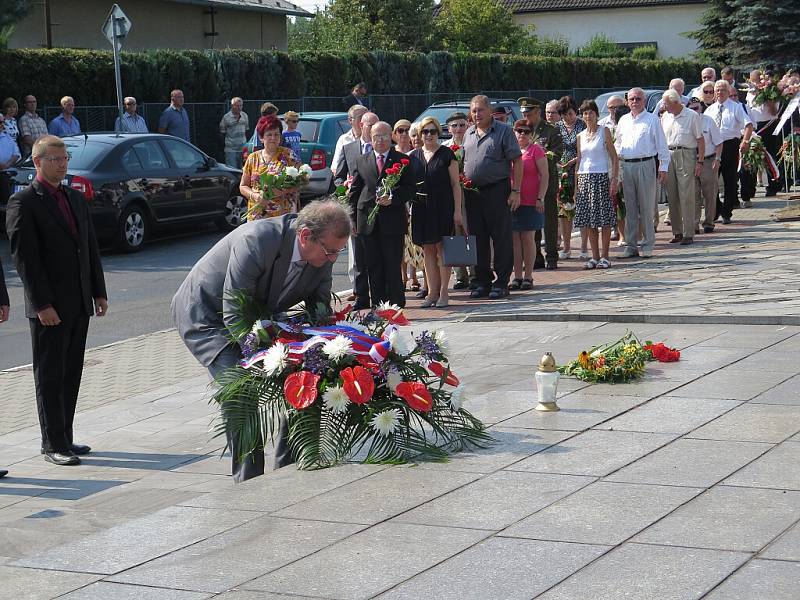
515,4,706,58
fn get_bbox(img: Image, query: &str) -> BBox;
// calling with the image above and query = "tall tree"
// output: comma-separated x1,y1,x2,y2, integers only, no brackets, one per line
725,0,800,66
687,0,734,64
0,0,32,49
434,0,534,54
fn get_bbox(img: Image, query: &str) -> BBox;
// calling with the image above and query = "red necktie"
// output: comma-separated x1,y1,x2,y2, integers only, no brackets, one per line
54,187,78,235
376,153,384,174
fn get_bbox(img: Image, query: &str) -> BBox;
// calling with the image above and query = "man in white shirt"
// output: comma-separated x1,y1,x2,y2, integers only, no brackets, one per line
614,87,670,258
598,95,625,133
661,90,704,245
689,100,723,233
688,67,717,101
653,79,690,115
703,80,754,224
332,104,368,180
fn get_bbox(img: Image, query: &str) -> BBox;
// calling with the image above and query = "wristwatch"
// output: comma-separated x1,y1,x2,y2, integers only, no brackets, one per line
511,188,520,193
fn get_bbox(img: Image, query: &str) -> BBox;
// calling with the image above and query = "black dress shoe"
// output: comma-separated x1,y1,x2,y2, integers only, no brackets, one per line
669,234,683,243
452,280,469,290
0,469,7,479
44,452,80,466
704,226,714,233
680,237,694,245
722,217,732,224
488,287,509,300
469,286,488,299
70,444,91,455
545,262,557,270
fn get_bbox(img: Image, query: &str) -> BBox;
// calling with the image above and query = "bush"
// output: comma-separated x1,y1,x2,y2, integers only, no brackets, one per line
575,34,628,59
631,45,658,60
0,48,709,105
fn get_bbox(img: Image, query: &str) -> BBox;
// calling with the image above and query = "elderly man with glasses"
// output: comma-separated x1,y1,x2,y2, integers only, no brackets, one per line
115,97,149,134
614,87,670,258
18,95,48,157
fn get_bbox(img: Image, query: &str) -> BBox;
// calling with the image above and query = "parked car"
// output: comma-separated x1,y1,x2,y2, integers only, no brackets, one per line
241,112,349,201
594,89,665,119
413,99,523,138
1,133,246,253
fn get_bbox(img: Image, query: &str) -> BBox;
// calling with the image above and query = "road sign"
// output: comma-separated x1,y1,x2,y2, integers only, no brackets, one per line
102,4,131,52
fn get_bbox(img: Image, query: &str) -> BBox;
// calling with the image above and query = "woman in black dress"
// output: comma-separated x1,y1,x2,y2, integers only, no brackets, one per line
410,116,463,308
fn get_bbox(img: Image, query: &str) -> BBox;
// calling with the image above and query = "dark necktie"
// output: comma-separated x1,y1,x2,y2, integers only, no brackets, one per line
715,104,724,129
363,142,372,155
53,187,77,235
278,261,307,307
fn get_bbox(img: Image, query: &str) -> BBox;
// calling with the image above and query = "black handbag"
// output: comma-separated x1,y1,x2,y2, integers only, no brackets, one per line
442,229,477,267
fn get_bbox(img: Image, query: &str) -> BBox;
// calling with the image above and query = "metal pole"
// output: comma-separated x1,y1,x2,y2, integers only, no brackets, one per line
112,16,124,129
44,0,53,48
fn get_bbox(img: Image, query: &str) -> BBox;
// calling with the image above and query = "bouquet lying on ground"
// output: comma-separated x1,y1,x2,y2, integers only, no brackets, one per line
367,159,410,226
248,163,313,218
558,332,680,383
213,296,489,469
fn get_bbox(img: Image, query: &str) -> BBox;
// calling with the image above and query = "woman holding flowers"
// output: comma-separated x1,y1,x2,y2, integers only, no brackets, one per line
240,116,301,221
574,100,618,270
410,116,462,308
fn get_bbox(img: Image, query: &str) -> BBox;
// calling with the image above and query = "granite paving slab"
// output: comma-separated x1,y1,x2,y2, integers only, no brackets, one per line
243,522,490,599
376,537,609,600
0,565,102,600
733,349,800,373
507,429,677,477
393,471,594,530
414,427,574,473
669,369,791,401
179,463,385,513
749,373,800,405
501,481,702,545
688,403,800,443
703,559,800,600
760,520,800,561
11,505,259,575
633,485,800,552
499,395,645,431
212,593,319,600
722,442,800,490
593,396,741,434
536,542,750,600
605,438,772,487
58,582,212,599
272,466,480,525
108,516,364,593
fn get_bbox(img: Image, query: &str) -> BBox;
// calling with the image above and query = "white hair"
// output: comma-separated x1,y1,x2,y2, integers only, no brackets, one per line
662,89,682,104
714,79,732,92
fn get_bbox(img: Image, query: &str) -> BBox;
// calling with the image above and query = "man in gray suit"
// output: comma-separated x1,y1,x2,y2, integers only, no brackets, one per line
171,200,351,482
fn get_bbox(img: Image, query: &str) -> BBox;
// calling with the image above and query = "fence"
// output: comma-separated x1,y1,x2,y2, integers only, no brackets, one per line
39,88,630,160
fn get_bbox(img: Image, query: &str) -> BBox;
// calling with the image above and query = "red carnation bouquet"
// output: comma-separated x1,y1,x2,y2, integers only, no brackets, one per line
367,158,410,226
643,342,681,362
215,297,488,469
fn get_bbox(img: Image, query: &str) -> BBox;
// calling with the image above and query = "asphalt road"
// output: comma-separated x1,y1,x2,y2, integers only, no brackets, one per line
0,226,352,371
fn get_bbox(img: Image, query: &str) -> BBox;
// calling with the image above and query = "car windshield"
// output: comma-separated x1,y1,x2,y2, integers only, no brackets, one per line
416,107,468,126
18,140,109,170
287,120,319,143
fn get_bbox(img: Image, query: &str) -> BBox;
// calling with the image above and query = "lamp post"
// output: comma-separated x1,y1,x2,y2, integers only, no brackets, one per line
535,352,560,412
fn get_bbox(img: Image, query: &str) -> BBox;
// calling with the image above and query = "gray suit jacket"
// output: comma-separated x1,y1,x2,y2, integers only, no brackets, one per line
334,138,366,186
171,214,333,367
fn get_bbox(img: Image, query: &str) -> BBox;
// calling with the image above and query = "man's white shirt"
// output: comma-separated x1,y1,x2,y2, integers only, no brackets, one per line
614,110,670,171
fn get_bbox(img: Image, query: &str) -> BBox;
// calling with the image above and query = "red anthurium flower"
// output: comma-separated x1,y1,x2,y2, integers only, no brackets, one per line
333,303,353,322
428,361,459,386
341,366,374,404
375,308,410,326
355,354,381,375
284,371,320,409
396,382,433,412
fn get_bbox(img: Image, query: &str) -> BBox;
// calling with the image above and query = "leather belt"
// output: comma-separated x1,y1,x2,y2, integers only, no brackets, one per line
621,155,655,163
668,145,694,151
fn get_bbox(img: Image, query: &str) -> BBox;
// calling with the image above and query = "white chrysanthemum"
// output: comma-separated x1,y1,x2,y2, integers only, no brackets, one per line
376,301,402,313
261,342,288,376
323,385,350,414
285,166,299,178
386,369,403,392
434,330,449,357
336,320,366,332
299,164,313,175
389,329,413,357
371,409,401,437
322,335,353,361
449,384,466,411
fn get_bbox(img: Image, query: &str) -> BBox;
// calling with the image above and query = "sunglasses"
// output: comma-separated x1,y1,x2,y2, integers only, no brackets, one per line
394,127,409,134
448,122,467,127
421,128,438,136
514,129,531,134
703,90,715,94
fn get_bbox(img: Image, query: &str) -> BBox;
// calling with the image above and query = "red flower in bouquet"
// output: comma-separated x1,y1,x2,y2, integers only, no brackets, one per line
400,158,410,166
375,306,410,326
341,365,375,404
333,303,353,322
367,160,408,226
428,361,460,386
284,371,321,409
643,343,680,362
396,382,433,412
459,173,477,191
355,354,382,376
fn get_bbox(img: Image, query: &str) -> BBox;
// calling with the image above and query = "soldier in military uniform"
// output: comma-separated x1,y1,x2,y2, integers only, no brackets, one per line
519,97,563,270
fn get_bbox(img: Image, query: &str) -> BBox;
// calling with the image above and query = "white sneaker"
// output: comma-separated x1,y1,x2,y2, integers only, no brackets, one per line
616,240,626,247
578,251,589,260
641,248,653,258
597,258,611,269
558,250,571,260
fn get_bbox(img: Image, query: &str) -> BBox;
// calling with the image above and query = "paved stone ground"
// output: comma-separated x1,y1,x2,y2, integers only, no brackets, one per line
2,191,800,599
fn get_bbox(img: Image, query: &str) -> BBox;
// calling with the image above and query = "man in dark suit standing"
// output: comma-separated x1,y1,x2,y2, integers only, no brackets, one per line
5,135,108,467
342,83,368,111
0,256,9,478
348,121,415,308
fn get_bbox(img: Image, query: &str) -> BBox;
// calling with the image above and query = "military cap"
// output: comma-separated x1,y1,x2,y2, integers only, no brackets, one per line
518,97,543,112
446,111,468,123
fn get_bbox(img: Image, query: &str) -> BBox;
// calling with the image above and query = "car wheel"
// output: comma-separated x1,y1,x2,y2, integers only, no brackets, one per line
117,204,148,253
217,193,247,231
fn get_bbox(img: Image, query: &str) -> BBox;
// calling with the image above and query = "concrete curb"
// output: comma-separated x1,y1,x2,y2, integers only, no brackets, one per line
462,312,800,326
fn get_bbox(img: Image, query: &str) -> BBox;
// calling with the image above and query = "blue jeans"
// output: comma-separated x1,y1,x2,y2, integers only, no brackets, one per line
224,151,243,169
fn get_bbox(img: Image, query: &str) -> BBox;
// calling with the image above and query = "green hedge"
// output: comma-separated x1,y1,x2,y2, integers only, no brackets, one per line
0,48,709,105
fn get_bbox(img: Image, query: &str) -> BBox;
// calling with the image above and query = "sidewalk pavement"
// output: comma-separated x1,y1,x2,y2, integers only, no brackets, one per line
2,192,800,599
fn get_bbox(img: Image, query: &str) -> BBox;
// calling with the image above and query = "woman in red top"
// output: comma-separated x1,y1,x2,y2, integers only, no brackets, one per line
510,120,549,290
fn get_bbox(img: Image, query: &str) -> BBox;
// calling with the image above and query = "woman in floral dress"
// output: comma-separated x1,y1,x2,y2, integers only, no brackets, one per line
239,116,301,221
556,96,586,259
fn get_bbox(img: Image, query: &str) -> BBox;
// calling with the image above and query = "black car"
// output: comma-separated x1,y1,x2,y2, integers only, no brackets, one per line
1,133,246,252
